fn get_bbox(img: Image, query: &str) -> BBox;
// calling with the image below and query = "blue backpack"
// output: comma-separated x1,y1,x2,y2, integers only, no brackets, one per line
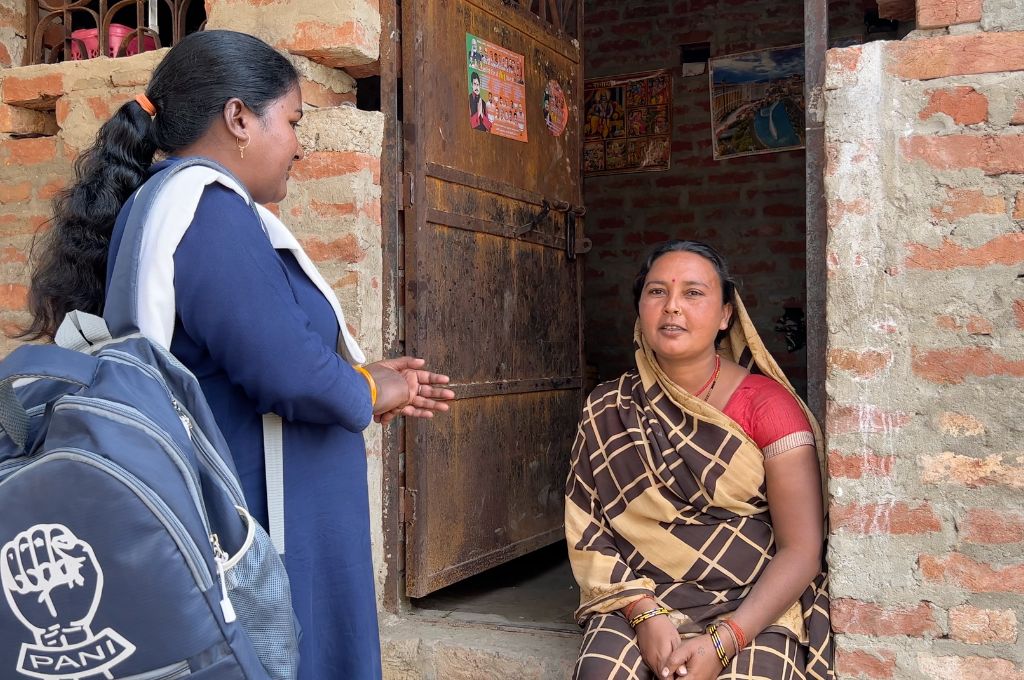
0,162,299,680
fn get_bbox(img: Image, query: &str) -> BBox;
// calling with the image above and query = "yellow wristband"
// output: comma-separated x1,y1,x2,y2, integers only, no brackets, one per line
354,365,377,406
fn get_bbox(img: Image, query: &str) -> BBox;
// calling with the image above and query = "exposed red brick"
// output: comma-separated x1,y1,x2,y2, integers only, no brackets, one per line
931,188,1003,222
289,151,380,184
828,450,895,479
763,204,802,217
920,553,1024,593
920,451,1024,489
831,599,941,637
346,58,384,78
1014,300,1024,330
1014,192,1024,220
826,403,911,435
835,649,896,679
1013,101,1024,126
937,412,985,436
36,180,65,201
0,283,29,310
310,200,358,218
827,198,869,229
962,508,1024,545
965,316,992,335
278,21,376,67
299,80,355,108
918,655,1024,679
936,314,959,331
0,212,49,238
300,234,365,263
0,103,57,135
686,190,739,206
0,246,27,264
1,73,65,108
902,134,1024,175
826,46,861,73
888,32,1024,81
917,0,983,28
920,87,987,125
831,501,942,535
949,605,1018,644
905,234,1024,270
0,182,32,204
3,137,58,166
912,346,1024,384
827,349,891,378
85,92,135,122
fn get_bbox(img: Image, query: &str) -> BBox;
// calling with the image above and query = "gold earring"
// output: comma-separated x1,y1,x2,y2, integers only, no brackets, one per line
237,137,250,159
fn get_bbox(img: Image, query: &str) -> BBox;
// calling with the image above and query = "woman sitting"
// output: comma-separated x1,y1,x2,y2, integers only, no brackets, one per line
566,240,832,680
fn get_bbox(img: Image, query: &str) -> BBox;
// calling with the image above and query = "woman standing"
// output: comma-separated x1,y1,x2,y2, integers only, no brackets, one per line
566,241,831,679
20,30,452,679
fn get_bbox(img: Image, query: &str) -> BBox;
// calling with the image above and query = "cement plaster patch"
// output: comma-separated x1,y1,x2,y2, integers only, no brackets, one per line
983,0,1024,30
298,107,384,156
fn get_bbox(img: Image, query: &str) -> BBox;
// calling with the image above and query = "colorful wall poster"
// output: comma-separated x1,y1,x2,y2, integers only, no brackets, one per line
583,70,671,175
466,33,528,143
709,44,805,160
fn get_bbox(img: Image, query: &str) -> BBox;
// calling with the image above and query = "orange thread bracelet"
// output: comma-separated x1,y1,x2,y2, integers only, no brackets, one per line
722,618,747,650
623,597,651,620
354,365,377,406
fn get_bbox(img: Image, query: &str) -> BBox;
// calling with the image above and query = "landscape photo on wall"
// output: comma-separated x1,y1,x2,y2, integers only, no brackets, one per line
709,44,805,160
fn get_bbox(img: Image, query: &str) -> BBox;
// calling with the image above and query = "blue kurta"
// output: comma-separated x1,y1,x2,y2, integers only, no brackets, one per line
108,160,383,679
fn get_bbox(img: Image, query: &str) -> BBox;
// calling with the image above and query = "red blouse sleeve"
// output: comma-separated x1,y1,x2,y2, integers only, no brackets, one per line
724,375,815,459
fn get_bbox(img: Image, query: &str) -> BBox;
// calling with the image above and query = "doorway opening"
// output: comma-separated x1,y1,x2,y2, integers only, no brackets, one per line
395,0,911,626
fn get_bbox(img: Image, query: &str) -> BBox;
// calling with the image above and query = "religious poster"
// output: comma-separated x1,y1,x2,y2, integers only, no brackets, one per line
466,33,528,143
709,44,805,160
583,70,671,176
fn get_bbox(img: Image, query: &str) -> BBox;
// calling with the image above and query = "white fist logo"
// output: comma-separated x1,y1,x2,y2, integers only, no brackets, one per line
2,524,134,680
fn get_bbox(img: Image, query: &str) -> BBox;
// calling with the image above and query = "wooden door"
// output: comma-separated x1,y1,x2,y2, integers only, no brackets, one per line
401,0,586,597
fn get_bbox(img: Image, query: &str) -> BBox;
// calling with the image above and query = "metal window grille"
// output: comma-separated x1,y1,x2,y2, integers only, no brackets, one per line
24,0,205,65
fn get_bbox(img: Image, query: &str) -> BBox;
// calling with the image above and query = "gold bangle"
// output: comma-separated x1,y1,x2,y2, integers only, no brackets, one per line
628,607,670,628
354,365,377,406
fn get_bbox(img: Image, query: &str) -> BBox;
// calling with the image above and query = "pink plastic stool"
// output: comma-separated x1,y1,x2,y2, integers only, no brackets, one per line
69,24,157,60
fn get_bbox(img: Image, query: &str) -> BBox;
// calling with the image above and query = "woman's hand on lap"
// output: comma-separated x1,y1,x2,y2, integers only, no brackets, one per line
635,614,685,678
665,634,724,680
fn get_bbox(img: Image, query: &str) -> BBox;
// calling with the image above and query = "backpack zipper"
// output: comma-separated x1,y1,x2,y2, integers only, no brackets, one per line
54,396,211,538
98,348,248,507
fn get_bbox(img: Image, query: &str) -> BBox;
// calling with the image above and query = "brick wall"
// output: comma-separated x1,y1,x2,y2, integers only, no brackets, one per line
825,0,1024,676
581,0,871,394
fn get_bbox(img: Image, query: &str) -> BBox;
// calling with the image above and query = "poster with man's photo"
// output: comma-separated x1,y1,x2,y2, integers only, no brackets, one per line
583,70,671,175
466,33,528,143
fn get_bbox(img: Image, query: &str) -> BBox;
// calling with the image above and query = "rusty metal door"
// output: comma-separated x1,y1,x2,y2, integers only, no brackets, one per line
400,0,586,597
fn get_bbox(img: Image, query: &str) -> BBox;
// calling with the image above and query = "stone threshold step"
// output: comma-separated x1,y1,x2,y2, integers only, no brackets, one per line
381,614,581,679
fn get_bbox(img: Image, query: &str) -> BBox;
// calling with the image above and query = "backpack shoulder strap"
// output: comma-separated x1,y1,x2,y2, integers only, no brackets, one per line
103,157,252,337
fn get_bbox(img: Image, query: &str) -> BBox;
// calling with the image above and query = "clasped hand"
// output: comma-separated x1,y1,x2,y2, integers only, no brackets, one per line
364,357,454,425
636,615,725,680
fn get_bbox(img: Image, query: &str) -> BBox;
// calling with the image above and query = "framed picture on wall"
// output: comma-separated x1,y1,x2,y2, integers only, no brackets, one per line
583,69,672,175
709,44,805,160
